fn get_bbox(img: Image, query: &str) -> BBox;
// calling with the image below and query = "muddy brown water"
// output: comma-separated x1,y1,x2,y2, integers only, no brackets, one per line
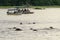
0,8,60,40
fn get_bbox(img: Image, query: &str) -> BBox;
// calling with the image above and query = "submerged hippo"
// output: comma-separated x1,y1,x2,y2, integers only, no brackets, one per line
40,26,54,30
30,28,38,31
13,27,22,31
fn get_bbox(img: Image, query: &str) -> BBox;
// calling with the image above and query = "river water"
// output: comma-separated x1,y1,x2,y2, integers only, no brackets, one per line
0,8,60,40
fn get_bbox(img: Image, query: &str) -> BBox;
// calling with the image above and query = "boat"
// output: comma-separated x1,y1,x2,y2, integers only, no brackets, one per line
7,7,34,15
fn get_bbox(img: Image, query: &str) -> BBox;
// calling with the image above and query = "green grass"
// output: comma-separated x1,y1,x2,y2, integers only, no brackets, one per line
0,6,60,8
0,6,14,8
0,6,25,8
31,6,60,8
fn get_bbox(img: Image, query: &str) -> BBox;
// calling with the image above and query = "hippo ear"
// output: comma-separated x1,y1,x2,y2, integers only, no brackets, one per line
50,26,54,29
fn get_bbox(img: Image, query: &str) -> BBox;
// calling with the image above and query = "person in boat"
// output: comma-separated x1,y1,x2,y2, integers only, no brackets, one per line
25,9,26,11
18,9,20,12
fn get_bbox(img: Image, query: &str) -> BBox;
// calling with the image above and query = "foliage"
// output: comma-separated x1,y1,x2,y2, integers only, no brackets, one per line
0,0,60,6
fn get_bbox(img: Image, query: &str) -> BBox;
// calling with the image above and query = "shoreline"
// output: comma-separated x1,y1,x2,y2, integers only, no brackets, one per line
0,6,60,9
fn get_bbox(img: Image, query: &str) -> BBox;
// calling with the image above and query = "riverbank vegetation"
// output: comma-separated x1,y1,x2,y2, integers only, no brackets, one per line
0,0,60,6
